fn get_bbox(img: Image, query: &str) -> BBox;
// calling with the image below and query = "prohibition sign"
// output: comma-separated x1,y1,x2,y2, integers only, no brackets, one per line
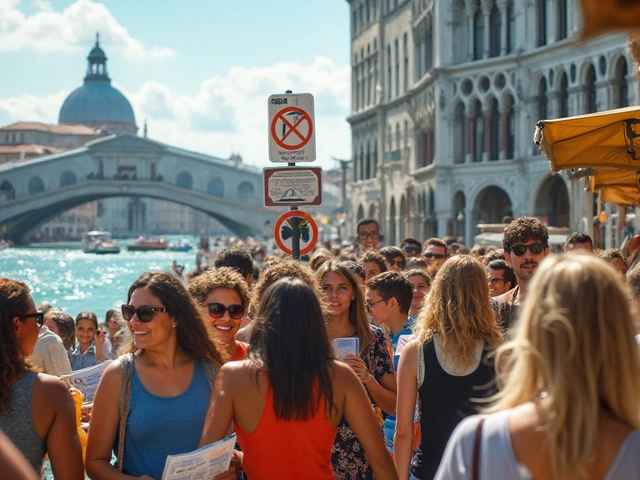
274,210,318,256
271,106,314,151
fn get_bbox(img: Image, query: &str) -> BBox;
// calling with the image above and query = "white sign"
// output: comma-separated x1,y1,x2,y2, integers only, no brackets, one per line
268,93,316,163
263,167,323,207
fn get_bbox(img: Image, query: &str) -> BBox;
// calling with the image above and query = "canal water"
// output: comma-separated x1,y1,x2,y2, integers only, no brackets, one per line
0,237,198,319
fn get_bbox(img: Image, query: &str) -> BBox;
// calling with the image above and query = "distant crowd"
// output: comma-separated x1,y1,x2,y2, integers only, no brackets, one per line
2,215,640,479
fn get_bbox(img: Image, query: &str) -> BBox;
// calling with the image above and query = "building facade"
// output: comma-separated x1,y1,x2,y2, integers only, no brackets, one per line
348,0,637,246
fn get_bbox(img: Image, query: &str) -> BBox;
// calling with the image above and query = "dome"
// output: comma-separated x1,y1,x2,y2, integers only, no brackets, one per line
59,83,136,126
58,34,137,134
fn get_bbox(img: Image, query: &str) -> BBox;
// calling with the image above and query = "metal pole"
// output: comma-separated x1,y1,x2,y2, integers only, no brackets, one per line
285,90,300,261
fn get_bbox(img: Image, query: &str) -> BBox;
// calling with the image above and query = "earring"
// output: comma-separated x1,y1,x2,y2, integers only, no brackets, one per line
172,323,177,328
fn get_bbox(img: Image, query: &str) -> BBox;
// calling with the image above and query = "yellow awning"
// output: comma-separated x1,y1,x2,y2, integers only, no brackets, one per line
535,106,640,172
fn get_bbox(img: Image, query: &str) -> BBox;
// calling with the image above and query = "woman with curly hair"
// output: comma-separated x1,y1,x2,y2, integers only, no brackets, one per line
86,271,225,480
0,278,83,479
316,260,396,480
189,267,252,361
436,254,640,479
395,255,503,479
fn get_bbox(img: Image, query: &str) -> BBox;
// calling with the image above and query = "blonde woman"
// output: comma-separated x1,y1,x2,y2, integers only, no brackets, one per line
436,254,640,480
395,255,502,479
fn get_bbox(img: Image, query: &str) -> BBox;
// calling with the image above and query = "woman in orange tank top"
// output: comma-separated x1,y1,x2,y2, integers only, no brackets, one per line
199,277,398,480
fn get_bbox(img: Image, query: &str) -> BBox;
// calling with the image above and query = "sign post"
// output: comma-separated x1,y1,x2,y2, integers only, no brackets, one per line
267,91,318,260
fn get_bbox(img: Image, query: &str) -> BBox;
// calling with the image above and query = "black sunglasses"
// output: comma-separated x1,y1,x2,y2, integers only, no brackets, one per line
387,259,406,268
121,304,168,323
23,311,44,328
403,246,421,254
424,252,445,260
205,303,245,319
510,243,546,256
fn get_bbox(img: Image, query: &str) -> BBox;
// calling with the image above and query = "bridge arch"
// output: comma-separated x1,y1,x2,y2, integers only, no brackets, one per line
176,172,193,190
238,182,255,204
207,178,224,197
59,171,77,188
28,177,45,195
1,181,15,201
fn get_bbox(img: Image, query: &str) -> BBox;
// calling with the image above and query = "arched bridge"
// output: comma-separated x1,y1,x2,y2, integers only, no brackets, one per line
0,133,280,242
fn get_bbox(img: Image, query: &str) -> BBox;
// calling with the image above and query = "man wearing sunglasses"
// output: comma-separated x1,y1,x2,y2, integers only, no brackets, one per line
422,238,448,267
492,216,549,331
400,237,422,259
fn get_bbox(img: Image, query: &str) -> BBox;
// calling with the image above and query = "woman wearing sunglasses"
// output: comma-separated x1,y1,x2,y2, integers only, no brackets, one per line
0,278,83,479
394,256,502,480
188,267,251,361
199,277,398,480
86,271,225,480
316,261,396,480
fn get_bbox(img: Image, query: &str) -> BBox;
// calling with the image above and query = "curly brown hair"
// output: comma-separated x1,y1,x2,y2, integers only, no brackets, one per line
359,250,388,272
502,216,549,253
121,272,223,367
0,278,32,413
251,260,321,312
188,267,251,307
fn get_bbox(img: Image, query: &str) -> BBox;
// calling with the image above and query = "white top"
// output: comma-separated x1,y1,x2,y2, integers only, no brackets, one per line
435,410,640,480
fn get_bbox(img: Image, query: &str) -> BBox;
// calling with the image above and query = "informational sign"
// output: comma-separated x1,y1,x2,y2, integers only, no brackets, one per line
263,167,323,207
274,210,318,256
268,93,316,162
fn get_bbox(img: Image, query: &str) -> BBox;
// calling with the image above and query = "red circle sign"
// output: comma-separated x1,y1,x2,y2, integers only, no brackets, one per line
274,210,318,256
270,107,313,151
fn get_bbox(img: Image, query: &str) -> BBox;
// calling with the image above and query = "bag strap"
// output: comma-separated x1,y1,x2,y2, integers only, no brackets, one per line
202,361,219,389
117,353,134,472
472,417,486,480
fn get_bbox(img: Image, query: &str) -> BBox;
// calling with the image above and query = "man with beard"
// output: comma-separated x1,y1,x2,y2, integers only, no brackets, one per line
492,216,549,332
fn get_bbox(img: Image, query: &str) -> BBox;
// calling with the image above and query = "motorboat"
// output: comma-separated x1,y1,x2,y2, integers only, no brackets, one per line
82,231,120,254
127,236,168,251
168,238,193,252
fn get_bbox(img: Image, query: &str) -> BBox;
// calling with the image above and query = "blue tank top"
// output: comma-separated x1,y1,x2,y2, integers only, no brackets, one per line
121,358,212,479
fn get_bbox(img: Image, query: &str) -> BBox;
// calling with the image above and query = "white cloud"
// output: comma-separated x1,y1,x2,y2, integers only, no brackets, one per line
0,0,175,59
0,57,352,170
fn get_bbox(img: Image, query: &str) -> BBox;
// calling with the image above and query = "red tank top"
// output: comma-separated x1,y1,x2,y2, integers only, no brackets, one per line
234,372,338,480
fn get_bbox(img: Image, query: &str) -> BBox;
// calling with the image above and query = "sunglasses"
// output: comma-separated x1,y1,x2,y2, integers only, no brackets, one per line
23,311,44,328
359,232,379,240
487,277,505,285
121,305,168,323
205,302,245,319
424,253,445,260
510,243,546,256
387,259,406,268
403,246,421,254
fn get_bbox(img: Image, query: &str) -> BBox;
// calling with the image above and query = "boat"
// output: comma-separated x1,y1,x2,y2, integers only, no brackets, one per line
168,238,193,252
127,236,168,251
82,231,120,254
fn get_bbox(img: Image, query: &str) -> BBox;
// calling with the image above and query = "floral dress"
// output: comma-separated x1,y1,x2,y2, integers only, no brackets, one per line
331,325,394,480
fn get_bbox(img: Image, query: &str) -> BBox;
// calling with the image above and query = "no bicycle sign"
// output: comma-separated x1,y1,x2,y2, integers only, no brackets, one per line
268,93,316,163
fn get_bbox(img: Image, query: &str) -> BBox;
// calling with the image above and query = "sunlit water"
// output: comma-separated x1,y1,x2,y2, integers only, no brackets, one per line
0,238,197,318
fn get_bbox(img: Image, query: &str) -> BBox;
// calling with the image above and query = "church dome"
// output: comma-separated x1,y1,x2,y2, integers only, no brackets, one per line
59,34,137,134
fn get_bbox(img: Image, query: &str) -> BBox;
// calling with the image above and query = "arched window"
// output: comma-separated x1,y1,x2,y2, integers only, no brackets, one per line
387,44,392,100
360,144,365,181
559,73,569,118
372,144,378,178
59,171,77,188
507,6,516,53
585,64,597,114
0,181,15,200
489,5,501,57
207,178,224,197
473,10,485,60
506,103,515,159
28,177,45,195
238,182,255,204
403,33,409,93
556,0,568,41
176,172,193,189
395,39,400,97
366,140,373,179
425,14,433,72
615,58,630,108
537,0,547,47
538,77,548,120
454,103,466,164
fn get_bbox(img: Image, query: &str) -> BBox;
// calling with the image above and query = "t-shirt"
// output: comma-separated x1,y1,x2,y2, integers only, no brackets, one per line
230,341,249,361
435,411,640,480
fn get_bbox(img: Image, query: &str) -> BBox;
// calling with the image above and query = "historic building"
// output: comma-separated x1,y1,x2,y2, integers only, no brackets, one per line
347,0,637,246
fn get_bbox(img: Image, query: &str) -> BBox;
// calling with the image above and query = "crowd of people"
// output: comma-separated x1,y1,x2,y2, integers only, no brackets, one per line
1,214,640,479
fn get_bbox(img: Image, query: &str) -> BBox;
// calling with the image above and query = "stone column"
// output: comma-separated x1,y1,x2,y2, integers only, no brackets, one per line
498,0,509,55
482,1,491,59
465,1,478,62
465,207,475,246
499,106,510,159
465,113,475,163
483,108,492,162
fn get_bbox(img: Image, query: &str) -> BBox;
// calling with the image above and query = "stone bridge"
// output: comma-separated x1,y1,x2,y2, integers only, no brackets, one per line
0,133,281,242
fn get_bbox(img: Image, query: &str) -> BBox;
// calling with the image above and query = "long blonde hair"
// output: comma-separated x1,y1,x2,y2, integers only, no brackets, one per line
487,254,640,479
413,255,502,368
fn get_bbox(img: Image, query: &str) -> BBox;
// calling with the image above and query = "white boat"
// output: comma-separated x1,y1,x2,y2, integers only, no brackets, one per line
82,231,120,254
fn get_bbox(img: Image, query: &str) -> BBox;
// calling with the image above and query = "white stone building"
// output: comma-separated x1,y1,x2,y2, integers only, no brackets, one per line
347,0,637,247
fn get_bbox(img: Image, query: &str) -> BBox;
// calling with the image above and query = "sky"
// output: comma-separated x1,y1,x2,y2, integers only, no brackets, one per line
0,0,352,169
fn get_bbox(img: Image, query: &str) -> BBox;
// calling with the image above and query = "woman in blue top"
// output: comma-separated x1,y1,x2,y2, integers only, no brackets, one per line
85,271,224,480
